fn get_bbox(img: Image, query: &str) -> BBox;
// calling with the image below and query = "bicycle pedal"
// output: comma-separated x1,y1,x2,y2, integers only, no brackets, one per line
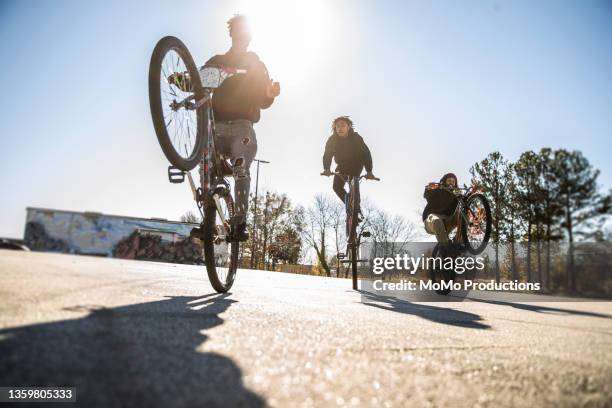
168,166,185,184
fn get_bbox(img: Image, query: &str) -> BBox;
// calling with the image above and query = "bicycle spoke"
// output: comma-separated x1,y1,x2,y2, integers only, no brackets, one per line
213,196,234,284
158,48,198,161
465,197,487,246
177,110,186,154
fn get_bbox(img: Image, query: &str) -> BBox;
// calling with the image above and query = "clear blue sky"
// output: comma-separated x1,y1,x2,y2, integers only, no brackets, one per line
1,0,611,238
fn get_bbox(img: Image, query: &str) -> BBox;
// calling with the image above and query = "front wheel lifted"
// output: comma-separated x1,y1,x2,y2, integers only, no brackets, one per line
202,194,239,293
461,193,492,255
149,36,205,171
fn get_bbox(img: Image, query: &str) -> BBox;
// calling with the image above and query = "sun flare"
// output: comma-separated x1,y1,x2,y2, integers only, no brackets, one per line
233,0,333,86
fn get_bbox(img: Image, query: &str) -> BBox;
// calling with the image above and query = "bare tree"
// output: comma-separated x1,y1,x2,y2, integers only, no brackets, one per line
470,151,514,283
329,200,346,277
180,211,201,224
302,194,335,276
349,199,378,278
370,208,419,258
246,191,303,270
261,192,291,270
327,199,382,279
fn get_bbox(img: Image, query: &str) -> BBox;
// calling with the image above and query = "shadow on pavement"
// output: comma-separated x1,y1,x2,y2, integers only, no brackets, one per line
360,291,490,329
0,294,264,407
459,297,611,319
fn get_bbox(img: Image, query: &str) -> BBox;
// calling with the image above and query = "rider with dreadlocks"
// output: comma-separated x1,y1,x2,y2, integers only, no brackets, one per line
321,116,377,209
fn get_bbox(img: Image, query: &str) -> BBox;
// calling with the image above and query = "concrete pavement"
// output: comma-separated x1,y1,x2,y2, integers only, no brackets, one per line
1,250,611,407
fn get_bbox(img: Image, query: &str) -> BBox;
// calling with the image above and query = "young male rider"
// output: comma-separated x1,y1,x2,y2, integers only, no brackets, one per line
321,117,377,209
422,173,460,251
189,15,280,241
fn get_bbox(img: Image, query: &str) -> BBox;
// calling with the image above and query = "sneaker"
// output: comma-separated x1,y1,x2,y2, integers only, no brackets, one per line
449,243,465,257
437,243,452,258
230,222,249,242
439,243,462,259
190,226,205,240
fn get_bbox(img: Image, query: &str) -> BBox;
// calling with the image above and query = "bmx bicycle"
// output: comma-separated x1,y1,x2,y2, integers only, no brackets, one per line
427,184,492,295
148,36,247,293
322,172,380,290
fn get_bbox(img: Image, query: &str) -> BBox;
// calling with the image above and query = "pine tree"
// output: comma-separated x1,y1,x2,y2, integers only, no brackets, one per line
470,151,513,283
550,150,612,292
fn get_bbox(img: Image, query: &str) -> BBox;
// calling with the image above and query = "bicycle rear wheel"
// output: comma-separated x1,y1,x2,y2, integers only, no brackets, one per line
460,193,492,255
149,36,204,171
202,190,239,293
429,244,456,295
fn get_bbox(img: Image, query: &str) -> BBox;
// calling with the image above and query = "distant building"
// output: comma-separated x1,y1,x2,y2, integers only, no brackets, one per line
23,207,203,264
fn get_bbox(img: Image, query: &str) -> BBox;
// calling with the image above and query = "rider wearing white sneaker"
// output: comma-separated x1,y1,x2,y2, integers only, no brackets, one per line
198,15,280,241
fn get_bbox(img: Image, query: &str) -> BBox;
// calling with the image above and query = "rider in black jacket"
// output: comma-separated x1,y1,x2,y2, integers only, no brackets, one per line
423,173,460,245
322,116,377,205
189,15,280,241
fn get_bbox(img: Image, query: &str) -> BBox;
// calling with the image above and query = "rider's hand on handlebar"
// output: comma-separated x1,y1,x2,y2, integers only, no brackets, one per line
266,80,281,98
471,184,484,193
320,169,333,177
365,172,380,181
167,72,191,92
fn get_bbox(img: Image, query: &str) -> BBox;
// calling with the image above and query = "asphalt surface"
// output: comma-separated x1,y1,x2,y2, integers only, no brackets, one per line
1,250,611,407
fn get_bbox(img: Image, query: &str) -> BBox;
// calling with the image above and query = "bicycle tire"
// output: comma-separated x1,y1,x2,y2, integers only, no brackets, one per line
349,244,358,290
461,193,492,255
429,244,455,295
149,36,204,171
203,194,239,293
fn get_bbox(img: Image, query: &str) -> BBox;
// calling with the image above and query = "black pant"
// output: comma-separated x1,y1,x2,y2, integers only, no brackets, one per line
333,174,362,215
333,174,347,203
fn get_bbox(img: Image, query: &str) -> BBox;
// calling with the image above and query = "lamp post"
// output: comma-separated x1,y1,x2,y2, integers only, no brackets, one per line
250,159,270,269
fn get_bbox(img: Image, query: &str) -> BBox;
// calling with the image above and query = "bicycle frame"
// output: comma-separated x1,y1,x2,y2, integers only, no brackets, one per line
183,87,232,238
448,186,481,246
451,199,467,245
333,173,366,240
180,65,248,240
326,172,379,289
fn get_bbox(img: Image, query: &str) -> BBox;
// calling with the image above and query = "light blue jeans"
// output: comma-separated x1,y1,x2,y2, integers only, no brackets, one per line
215,120,257,223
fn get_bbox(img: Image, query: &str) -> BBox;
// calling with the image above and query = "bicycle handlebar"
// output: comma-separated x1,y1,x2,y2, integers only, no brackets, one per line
425,183,484,197
203,63,247,75
320,172,380,181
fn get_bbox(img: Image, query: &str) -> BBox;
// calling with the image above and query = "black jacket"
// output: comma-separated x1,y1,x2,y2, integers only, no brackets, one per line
205,50,274,123
322,131,373,176
422,187,459,221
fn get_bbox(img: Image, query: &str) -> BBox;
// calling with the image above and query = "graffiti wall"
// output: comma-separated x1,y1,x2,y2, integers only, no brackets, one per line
23,207,203,264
